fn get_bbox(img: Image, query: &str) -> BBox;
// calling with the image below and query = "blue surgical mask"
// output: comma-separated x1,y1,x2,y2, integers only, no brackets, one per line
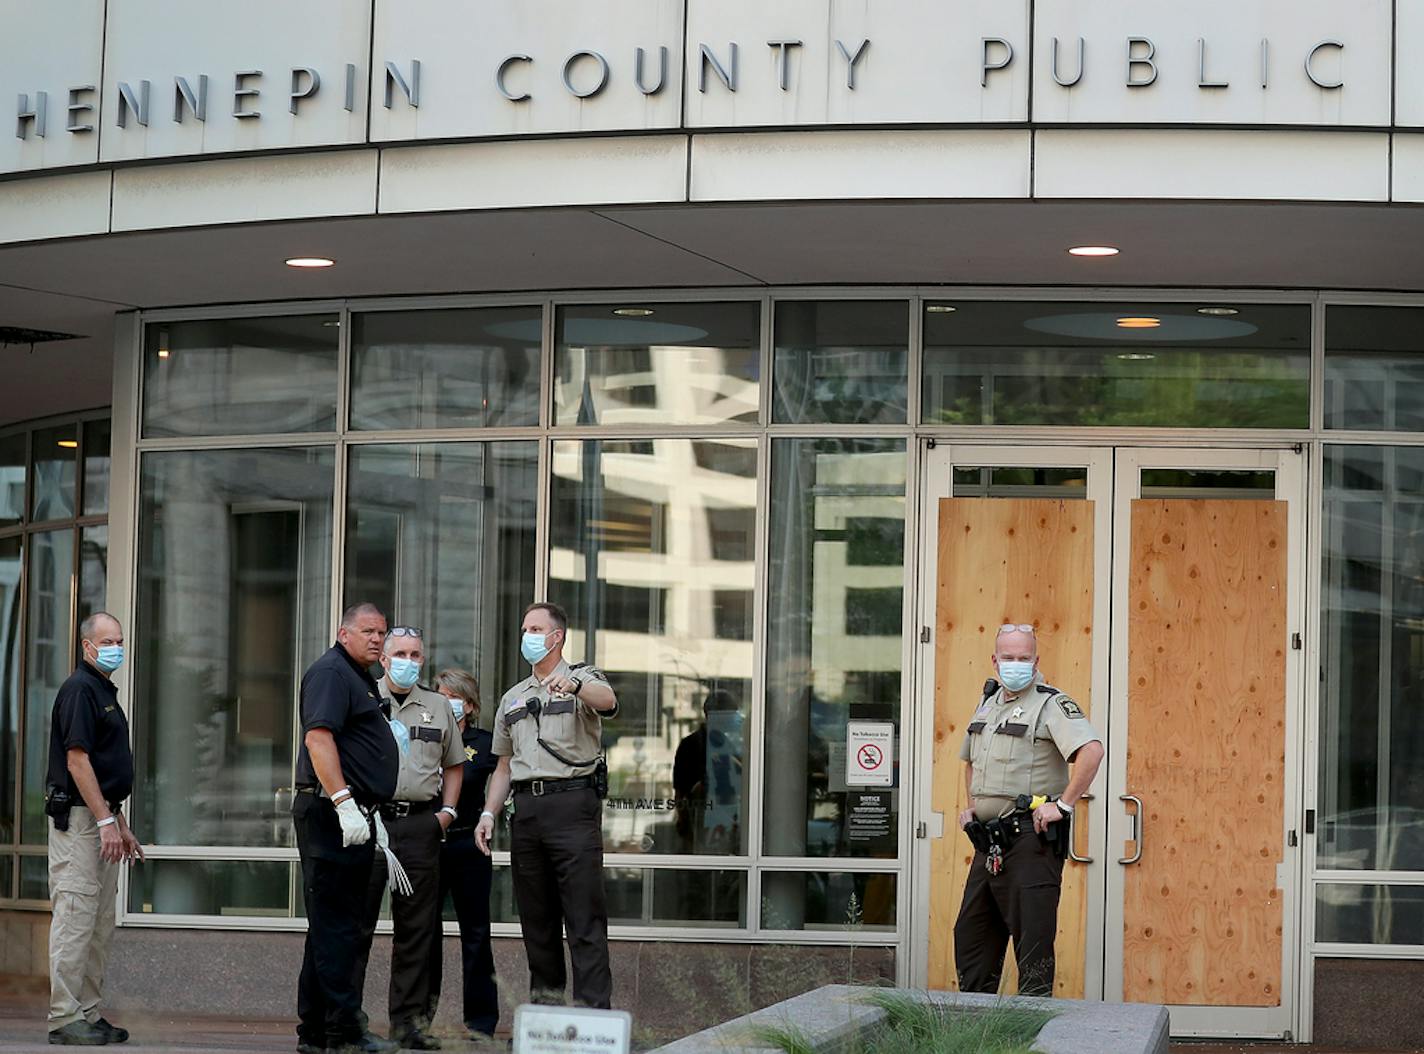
998,660,1035,692
388,718,411,757
449,698,465,719
388,657,422,691
521,631,551,665
92,644,124,673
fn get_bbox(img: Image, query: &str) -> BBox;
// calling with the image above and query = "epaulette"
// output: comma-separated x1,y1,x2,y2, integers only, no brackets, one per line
1036,684,1059,695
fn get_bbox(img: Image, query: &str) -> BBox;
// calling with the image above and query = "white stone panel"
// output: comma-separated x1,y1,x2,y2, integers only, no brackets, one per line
369,0,684,142
684,0,1029,128
378,136,688,212
0,1,105,174
99,0,371,163
111,151,378,231
1034,130,1388,201
0,171,111,244
1392,134,1424,203
1397,1,1424,127
1032,0,1391,127
690,130,1030,201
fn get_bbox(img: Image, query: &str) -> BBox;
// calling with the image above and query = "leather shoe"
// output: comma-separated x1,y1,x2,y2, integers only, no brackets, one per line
331,1032,400,1054
295,1042,323,1054
92,1019,128,1044
48,1020,109,1045
394,1032,441,1050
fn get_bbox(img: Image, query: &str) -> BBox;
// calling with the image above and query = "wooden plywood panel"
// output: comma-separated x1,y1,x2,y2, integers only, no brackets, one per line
928,497,1096,996
1123,499,1287,1008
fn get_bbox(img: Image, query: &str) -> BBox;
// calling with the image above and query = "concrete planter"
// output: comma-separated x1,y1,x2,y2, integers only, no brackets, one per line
652,984,1169,1054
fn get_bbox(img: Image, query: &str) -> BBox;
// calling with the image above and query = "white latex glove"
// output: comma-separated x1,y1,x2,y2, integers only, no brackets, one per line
335,798,371,847
373,811,414,897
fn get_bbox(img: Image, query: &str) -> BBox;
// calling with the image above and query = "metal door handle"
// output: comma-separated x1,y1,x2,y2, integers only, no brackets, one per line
1119,794,1143,865
1067,792,1094,864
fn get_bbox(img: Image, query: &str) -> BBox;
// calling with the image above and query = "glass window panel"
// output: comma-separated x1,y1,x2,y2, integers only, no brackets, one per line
127,859,297,917
344,442,538,719
951,466,1089,499
766,439,906,859
0,432,26,528
441,864,520,925
603,867,746,928
760,871,896,932
773,301,909,425
1325,306,1424,431
82,419,111,515
0,854,11,899
31,425,77,522
1316,885,1424,945
142,316,338,438
22,530,73,844
550,439,756,856
77,526,108,629
133,448,334,846
19,853,47,900
1319,446,1424,871
350,308,542,431
554,303,760,426
1139,469,1275,499
922,302,1309,428
0,537,20,845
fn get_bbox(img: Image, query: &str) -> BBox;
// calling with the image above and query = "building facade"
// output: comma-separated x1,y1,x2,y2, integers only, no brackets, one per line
3,0,1424,1044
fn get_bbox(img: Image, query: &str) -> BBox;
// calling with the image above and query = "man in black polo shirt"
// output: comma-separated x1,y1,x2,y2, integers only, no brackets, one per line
293,603,401,1054
45,612,142,1046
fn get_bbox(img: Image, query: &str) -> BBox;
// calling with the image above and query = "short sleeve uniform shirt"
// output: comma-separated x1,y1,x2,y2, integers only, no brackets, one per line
296,644,399,805
491,659,614,783
45,663,134,805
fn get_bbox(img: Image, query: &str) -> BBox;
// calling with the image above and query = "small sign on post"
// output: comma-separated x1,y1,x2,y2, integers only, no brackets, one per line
846,721,894,787
513,1004,631,1054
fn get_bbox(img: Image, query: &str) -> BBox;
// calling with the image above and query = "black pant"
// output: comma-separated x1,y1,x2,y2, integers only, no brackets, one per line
351,808,444,1037
953,833,1065,997
428,830,499,1036
293,794,377,1049
509,787,611,1009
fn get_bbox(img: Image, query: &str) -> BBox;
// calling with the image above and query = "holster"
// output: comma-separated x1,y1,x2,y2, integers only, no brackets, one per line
592,756,609,800
963,818,992,854
44,787,74,833
1040,812,1072,860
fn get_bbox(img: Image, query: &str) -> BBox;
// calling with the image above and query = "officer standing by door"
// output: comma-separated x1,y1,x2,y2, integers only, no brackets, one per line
954,623,1104,997
293,602,401,1054
351,627,464,1051
474,602,618,1009
429,668,499,1040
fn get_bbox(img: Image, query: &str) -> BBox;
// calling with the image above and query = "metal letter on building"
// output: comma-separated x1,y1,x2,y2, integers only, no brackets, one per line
1305,40,1344,89
66,86,95,133
344,63,357,112
496,55,533,102
699,43,739,93
1197,39,1228,89
835,39,870,90
562,51,610,99
768,40,802,92
290,67,321,115
634,46,668,96
173,75,208,123
1126,37,1158,87
117,80,151,127
384,59,421,108
15,92,46,140
233,70,262,118
1052,36,1085,87
981,37,1014,88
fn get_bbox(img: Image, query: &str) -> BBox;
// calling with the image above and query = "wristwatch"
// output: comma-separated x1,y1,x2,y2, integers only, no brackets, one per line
1055,799,1074,817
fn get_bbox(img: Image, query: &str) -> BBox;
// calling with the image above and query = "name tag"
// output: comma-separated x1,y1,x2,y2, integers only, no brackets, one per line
413,726,442,743
966,720,986,734
542,697,576,717
504,705,528,727
996,723,1029,738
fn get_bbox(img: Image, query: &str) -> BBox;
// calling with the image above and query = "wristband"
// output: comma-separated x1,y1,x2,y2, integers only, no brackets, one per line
439,806,459,820
96,816,117,828
330,787,352,804
1056,799,1073,816
480,810,495,821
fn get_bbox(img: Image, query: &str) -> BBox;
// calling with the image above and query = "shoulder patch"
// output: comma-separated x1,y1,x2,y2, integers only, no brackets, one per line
1036,684,1059,695
1057,696,1085,720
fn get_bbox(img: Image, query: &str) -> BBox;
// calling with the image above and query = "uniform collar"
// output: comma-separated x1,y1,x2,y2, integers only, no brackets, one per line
75,661,118,696
380,680,439,710
999,670,1047,705
332,643,381,687
534,658,573,687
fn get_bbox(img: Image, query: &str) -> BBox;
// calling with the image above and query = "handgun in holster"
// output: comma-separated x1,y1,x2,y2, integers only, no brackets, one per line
963,817,992,855
1015,793,1072,860
44,787,74,832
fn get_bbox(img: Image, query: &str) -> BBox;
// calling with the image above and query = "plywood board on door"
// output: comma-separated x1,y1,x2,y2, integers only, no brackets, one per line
928,497,1095,997
1123,499,1286,1008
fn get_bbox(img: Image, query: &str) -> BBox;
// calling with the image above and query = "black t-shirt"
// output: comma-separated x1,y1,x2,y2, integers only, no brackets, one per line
295,644,398,805
453,724,496,826
46,662,134,805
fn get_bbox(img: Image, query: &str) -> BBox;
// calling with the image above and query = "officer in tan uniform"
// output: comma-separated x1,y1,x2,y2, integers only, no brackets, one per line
474,602,618,1009
954,623,1104,997
352,626,464,1050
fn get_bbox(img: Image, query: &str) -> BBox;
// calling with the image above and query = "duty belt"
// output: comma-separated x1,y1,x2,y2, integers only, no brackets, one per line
511,775,595,797
379,799,437,818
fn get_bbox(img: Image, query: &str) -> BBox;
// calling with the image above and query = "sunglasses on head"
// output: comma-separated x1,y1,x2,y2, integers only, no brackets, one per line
389,626,423,639
999,623,1035,635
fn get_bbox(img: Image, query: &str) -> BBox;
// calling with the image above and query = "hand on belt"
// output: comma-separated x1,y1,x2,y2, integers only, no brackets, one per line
511,775,594,797
378,799,437,818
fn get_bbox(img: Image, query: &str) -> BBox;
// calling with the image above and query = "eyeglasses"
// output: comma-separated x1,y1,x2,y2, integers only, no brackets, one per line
389,626,423,639
998,623,1036,635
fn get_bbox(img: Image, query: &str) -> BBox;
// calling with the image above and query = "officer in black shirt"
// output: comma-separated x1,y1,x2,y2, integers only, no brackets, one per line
293,602,401,1054
44,612,141,1047
428,668,500,1039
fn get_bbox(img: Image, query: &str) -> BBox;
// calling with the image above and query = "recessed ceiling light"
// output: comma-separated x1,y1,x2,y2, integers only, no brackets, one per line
1196,306,1240,316
612,307,655,317
1117,352,1157,361
1068,245,1120,257
925,304,957,314
285,257,335,269
1116,317,1161,329
56,439,78,449
156,348,170,359
321,320,341,328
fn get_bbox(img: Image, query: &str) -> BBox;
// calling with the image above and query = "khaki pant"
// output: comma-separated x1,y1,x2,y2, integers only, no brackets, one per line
47,807,118,1029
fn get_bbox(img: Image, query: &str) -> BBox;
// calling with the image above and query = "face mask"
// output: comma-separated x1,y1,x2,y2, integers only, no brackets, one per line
998,660,1035,692
521,631,551,665
388,718,411,757
387,658,422,691
449,698,465,719
91,644,124,673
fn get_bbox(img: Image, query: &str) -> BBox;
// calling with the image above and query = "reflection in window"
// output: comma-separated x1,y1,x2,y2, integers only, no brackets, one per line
128,859,296,917
604,867,746,928
82,419,111,516
77,527,108,630
0,433,23,528
344,442,538,721
133,448,334,848
1320,446,1424,874
765,439,906,872
550,440,756,855
773,300,909,425
142,316,338,438
22,530,72,844
1326,307,1424,431
761,871,896,932
31,425,77,523
554,303,760,426
350,308,541,431
1317,884,1424,945
0,538,20,845
922,302,1309,428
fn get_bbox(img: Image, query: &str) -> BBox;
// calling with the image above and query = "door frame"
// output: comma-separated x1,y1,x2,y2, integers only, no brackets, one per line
909,442,1115,1001
1104,446,1307,1039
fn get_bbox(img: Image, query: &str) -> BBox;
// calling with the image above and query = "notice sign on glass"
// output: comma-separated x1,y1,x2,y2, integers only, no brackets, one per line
513,1004,631,1054
845,721,894,787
